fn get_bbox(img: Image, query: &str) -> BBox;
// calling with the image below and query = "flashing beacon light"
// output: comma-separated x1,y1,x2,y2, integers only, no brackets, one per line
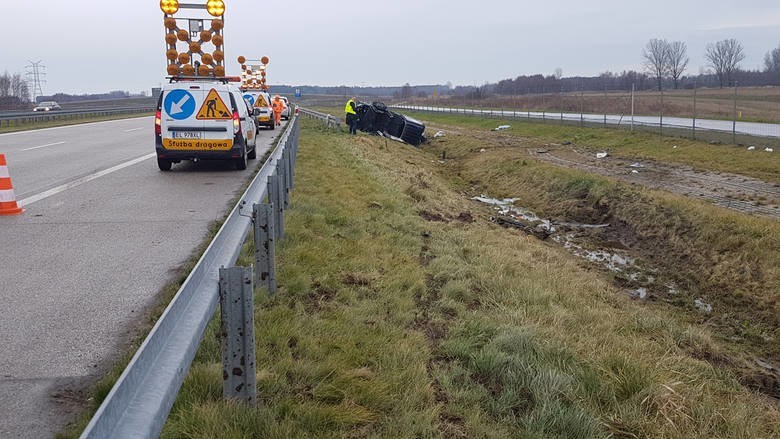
160,0,179,15
206,0,226,17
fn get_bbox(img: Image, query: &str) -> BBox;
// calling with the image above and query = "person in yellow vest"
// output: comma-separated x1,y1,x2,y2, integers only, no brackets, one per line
272,95,285,126
345,97,358,135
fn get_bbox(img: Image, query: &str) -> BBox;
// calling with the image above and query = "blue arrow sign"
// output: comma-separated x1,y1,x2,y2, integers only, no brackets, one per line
164,89,196,120
243,94,255,105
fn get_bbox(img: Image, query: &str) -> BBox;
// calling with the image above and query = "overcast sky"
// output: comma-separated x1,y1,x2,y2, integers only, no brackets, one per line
5,1,780,95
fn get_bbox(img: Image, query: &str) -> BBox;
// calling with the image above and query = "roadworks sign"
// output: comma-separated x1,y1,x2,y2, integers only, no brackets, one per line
197,89,232,120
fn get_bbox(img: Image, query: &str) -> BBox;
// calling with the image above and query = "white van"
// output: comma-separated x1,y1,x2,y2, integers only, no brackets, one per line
241,90,275,130
155,78,258,171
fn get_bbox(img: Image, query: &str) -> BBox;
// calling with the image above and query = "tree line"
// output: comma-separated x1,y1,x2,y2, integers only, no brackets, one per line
0,71,31,110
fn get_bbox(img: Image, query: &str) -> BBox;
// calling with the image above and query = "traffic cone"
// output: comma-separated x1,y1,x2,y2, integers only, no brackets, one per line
0,154,24,216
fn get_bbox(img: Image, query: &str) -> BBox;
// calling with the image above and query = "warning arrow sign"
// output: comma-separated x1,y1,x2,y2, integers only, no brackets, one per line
196,89,232,120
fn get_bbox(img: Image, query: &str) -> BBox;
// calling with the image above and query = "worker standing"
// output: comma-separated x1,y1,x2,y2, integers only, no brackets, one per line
272,95,285,126
345,97,358,135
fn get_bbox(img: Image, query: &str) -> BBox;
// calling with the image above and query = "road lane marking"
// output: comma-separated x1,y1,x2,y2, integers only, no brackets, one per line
124,128,144,132
21,141,67,151
0,116,154,137
18,153,156,207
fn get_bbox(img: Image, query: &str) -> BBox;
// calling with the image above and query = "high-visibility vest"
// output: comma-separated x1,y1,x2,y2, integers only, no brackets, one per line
345,99,356,115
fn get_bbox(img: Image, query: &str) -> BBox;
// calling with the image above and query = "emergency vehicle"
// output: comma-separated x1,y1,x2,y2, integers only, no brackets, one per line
241,90,275,130
155,77,258,171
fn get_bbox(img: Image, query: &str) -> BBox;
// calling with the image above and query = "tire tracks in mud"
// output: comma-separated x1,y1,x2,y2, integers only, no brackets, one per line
529,148,780,218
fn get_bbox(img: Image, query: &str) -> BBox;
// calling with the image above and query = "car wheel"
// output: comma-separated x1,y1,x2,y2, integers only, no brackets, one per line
235,147,248,170
157,158,172,171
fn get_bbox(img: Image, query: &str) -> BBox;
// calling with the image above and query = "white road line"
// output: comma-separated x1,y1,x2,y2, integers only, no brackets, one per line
124,128,144,132
18,153,156,207
21,141,67,151
0,116,154,137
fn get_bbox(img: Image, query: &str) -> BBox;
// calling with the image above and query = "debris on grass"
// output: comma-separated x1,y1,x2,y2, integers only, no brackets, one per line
492,125,511,131
596,152,608,158
694,298,713,314
433,130,445,138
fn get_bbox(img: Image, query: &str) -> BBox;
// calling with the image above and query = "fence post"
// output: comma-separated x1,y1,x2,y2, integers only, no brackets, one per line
732,81,738,145
630,84,635,133
219,265,257,404
274,164,285,239
692,86,697,140
253,203,276,294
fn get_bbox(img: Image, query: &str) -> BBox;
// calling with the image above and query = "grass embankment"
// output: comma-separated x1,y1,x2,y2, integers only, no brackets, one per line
160,118,778,437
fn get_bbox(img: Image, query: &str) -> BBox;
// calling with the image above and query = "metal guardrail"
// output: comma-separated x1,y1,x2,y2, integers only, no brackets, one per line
80,115,300,439
0,106,155,128
298,108,341,128
394,105,780,140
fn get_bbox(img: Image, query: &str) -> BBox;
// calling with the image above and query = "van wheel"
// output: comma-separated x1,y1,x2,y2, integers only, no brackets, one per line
235,148,248,170
248,145,256,159
157,158,172,171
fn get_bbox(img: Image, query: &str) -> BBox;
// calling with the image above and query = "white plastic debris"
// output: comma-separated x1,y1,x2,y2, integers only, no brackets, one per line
747,146,756,150
479,148,486,153
493,125,511,131
672,145,678,149
596,152,608,158
629,162,644,168
694,298,713,314
631,170,639,174
433,130,445,138
765,147,774,152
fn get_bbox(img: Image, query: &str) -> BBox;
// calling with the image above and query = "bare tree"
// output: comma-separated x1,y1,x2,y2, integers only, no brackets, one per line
667,41,689,89
705,39,745,88
643,38,669,90
765,45,780,73
0,72,10,97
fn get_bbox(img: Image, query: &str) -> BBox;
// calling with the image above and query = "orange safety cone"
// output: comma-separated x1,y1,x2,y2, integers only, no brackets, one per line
0,154,24,216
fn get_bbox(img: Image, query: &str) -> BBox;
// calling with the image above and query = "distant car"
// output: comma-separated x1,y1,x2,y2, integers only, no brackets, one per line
280,96,291,120
33,101,61,112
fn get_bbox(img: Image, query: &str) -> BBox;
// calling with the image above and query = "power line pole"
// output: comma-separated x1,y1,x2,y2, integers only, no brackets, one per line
25,60,46,103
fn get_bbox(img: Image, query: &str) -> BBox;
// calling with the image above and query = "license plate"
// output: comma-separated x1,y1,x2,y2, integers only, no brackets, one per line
259,116,270,121
172,131,202,139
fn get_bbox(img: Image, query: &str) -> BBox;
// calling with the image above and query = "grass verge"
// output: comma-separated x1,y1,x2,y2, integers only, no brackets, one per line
160,118,779,437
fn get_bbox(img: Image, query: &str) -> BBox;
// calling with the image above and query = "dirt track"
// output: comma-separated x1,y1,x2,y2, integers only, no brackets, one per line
528,146,780,218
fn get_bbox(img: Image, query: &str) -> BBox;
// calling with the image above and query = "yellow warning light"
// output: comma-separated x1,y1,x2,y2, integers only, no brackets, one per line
182,64,195,76
200,30,212,43
237,56,246,64
211,19,224,31
167,64,180,76
213,50,224,62
201,53,214,65
206,0,225,17
160,0,179,15
177,29,189,42
189,42,201,53
261,70,266,77
212,34,223,46
164,18,177,30
177,52,190,64
165,32,177,45
261,56,269,65
198,64,211,76
214,65,225,77
166,48,178,61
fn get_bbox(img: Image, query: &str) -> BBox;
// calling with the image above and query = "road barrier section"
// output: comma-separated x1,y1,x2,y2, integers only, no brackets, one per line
80,114,300,439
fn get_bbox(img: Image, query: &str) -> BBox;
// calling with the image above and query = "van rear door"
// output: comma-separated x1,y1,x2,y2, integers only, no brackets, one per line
160,85,206,151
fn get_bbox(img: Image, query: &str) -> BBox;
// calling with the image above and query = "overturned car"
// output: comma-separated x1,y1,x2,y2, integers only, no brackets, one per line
354,102,426,146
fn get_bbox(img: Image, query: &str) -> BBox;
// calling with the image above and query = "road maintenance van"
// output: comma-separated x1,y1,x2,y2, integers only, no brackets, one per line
241,90,275,130
155,77,258,171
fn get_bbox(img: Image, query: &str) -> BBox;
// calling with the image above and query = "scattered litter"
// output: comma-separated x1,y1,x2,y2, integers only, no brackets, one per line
536,149,549,154
629,162,644,168
596,152,608,158
492,125,511,131
631,170,639,174
765,147,774,152
672,145,678,149
694,298,713,314
562,141,572,145
747,146,756,151
479,148,486,153
628,288,648,300
433,130,445,138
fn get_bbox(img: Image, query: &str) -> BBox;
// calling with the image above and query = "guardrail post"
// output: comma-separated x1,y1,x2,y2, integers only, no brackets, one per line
219,265,257,404
283,149,291,209
253,203,276,294
275,164,285,239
